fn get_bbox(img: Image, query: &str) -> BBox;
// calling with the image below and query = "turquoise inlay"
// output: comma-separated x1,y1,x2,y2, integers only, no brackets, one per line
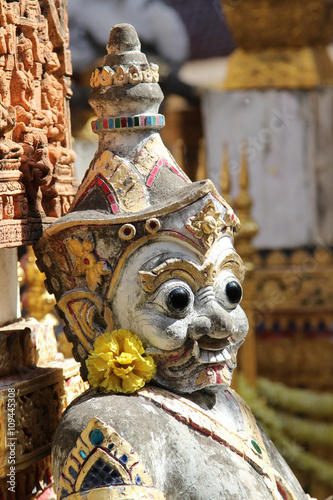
250,438,263,456
89,429,104,446
79,450,87,459
152,115,156,125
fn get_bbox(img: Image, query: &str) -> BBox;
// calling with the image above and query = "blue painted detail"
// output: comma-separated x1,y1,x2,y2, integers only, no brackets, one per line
108,118,114,129
147,116,152,126
135,475,142,486
61,487,69,498
79,450,87,459
80,458,124,491
89,429,104,446
69,466,78,478
127,116,133,127
108,443,114,451
119,454,128,465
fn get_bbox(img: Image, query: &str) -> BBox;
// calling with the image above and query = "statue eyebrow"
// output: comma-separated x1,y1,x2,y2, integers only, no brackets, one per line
139,252,245,293
217,252,246,283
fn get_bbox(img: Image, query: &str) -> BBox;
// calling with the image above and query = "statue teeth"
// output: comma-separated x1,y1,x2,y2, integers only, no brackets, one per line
192,341,200,359
200,350,210,362
215,352,225,362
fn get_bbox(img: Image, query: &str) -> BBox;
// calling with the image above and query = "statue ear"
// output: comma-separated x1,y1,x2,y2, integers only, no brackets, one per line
57,290,107,354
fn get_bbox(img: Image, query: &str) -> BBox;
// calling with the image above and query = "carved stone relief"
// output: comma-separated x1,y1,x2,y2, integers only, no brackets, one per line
0,0,76,248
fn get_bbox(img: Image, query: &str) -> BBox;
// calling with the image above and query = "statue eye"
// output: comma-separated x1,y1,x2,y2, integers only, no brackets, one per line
167,287,190,313
225,281,242,304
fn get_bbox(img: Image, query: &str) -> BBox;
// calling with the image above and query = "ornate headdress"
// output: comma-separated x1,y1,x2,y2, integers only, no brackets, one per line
34,24,240,379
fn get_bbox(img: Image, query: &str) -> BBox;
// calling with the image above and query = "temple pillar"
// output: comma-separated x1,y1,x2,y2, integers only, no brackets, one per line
0,248,19,326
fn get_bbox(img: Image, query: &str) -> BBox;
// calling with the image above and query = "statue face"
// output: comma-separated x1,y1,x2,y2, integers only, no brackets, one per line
111,235,248,393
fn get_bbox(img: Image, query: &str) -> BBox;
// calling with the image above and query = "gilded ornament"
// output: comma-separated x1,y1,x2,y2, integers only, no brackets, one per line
119,224,136,241
145,218,161,234
58,417,165,499
64,235,111,292
186,200,225,248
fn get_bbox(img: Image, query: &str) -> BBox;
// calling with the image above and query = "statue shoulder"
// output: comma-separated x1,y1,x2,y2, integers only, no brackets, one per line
54,393,166,499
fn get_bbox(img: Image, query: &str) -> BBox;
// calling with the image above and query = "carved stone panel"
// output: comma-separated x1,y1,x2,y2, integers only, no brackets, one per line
0,0,76,248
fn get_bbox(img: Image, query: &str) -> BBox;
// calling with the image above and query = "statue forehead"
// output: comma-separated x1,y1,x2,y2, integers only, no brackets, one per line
123,233,237,270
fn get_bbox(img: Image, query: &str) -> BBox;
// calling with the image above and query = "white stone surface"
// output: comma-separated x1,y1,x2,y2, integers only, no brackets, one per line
202,89,333,249
0,247,20,327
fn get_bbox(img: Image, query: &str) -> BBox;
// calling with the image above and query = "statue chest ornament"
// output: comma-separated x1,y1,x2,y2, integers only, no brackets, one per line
34,23,313,500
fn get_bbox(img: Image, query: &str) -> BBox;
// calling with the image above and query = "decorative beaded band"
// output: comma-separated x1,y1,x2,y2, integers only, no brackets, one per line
91,114,165,133
90,63,159,88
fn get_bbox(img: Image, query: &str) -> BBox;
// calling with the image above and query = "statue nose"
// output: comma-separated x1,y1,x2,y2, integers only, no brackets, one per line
188,286,235,340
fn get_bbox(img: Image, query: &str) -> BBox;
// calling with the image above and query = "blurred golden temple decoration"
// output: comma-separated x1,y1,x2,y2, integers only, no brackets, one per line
221,0,333,89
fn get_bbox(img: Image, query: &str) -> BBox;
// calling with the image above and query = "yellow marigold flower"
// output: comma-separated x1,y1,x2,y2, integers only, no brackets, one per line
86,330,156,394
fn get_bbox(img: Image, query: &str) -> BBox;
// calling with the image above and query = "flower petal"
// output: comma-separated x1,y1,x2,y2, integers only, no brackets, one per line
86,267,102,291
64,238,84,257
83,237,94,252
122,372,145,393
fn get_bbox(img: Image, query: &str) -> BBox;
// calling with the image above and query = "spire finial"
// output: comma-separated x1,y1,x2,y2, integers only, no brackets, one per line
196,138,207,181
220,142,232,206
234,142,258,272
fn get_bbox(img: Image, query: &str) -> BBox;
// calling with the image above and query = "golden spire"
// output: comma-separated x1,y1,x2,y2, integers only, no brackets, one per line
234,143,258,272
196,138,207,181
220,142,232,206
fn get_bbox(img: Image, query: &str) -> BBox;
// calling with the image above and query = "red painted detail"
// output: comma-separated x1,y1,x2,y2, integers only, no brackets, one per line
277,482,288,500
149,220,157,229
83,258,90,265
111,203,119,214
103,118,108,129
146,175,155,188
146,158,190,188
169,164,189,182
140,115,145,126
151,166,160,176
123,227,132,236
107,193,116,203
121,117,127,127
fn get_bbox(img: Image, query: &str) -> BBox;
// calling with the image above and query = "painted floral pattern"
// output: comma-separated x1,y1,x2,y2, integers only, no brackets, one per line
64,235,111,291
